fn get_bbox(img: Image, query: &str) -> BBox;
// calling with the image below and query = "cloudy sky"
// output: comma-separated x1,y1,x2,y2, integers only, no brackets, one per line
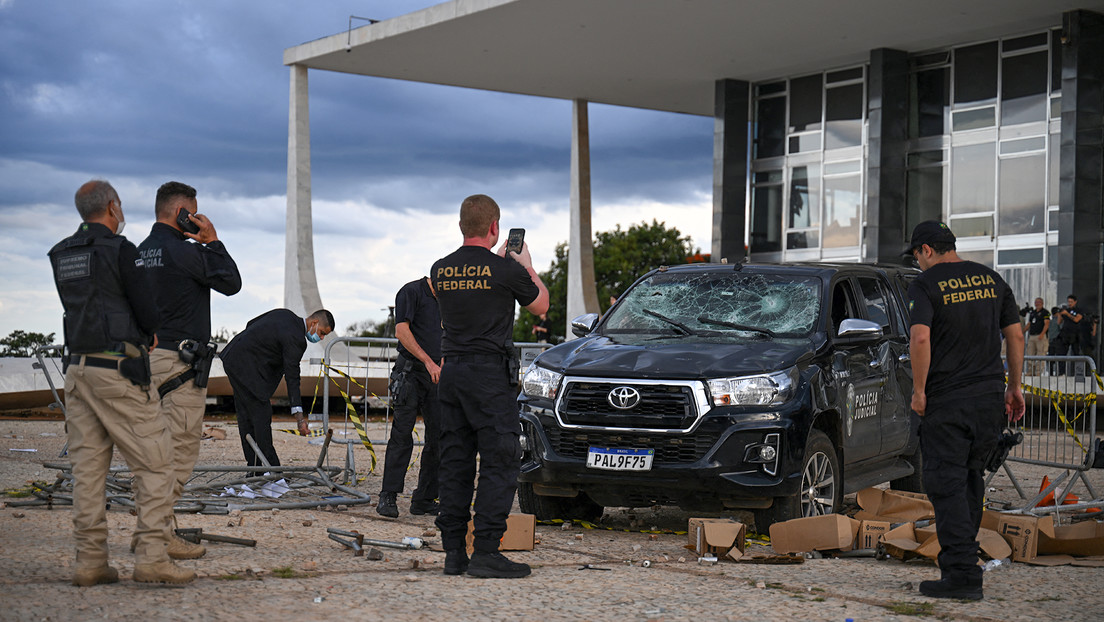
0,0,714,342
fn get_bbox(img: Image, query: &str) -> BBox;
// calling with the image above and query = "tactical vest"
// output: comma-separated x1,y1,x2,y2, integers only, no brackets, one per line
49,230,146,354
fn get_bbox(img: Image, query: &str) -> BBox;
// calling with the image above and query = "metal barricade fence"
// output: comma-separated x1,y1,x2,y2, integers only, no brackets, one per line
991,354,1103,515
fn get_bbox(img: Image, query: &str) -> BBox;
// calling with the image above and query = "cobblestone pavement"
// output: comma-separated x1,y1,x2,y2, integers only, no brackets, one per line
2,419,1102,621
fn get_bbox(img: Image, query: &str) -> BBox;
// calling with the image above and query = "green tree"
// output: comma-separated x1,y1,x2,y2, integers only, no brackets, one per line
514,220,701,344
0,330,57,357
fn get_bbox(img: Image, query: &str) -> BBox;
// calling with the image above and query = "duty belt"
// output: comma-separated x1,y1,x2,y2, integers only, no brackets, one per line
155,340,183,351
68,354,123,370
446,353,508,364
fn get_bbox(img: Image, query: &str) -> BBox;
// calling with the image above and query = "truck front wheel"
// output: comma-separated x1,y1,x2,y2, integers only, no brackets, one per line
754,429,842,532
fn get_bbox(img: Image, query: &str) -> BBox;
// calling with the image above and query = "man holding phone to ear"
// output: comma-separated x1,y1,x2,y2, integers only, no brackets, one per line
137,181,241,559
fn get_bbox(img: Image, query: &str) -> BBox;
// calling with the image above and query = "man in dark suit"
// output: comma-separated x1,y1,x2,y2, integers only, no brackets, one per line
220,308,334,469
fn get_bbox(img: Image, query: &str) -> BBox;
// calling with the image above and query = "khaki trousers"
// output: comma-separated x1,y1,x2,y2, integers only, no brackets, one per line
150,349,207,500
1025,333,1049,375
64,359,173,568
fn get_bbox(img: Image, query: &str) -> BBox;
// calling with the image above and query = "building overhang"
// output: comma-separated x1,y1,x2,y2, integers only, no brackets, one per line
283,0,1101,117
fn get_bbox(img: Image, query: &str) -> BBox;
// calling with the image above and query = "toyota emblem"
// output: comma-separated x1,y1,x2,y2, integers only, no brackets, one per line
607,386,641,410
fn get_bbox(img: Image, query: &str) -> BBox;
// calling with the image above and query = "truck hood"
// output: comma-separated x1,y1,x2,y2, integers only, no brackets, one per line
536,334,821,379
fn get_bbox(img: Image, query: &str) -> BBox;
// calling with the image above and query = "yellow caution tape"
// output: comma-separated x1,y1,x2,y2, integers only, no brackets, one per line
278,428,326,437
1017,377,1091,452
318,364,379,473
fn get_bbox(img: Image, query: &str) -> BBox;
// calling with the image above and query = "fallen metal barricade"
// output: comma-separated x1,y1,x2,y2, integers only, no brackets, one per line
988,354,1103,517
7,430,373,513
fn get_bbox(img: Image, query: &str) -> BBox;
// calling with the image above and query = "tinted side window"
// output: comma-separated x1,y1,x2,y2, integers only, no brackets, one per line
858,277,892,333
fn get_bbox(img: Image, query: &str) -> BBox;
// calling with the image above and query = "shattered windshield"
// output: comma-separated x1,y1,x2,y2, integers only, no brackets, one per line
602,271,821,339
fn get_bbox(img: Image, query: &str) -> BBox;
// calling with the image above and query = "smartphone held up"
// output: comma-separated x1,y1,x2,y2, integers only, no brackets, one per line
506,228,525,254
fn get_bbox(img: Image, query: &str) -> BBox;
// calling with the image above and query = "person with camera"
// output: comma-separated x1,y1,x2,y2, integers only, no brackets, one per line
905,221,1024,601
137,181,241,560
50,180,194,586
377,276,443,518
220,309,334,470
1050,295,1084,375
1021,298,1050,376
432,194,548,578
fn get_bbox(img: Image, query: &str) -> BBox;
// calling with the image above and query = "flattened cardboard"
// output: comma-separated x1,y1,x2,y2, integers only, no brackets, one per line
882,522,1010,562
769,514,860,554
465,513,535,554
879,522,922,560
981,511,1055,562
857,520,891,550
855,487,934,522
1038,521,1104,557
687,518,747,559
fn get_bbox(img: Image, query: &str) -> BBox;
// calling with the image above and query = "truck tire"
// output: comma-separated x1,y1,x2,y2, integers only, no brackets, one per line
890,445,924,493
754,429,842,532
517,482,604,522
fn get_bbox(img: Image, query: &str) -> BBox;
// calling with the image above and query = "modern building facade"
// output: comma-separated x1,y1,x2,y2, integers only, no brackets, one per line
285,1,1104,339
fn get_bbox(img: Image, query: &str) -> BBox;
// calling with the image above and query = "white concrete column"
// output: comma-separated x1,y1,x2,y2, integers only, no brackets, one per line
566,99,600,337
285,64,323,318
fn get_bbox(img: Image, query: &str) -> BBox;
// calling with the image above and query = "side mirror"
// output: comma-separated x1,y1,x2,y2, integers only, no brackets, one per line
570,313,600,338
837,318,883,342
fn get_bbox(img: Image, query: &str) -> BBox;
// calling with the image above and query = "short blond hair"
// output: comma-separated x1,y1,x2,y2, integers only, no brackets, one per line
459,194,500,238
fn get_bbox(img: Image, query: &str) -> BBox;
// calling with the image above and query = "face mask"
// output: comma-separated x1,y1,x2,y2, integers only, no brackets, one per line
306,330,322,343
112,204,126,235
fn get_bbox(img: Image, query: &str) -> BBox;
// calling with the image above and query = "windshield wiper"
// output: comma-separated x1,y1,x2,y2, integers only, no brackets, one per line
643,308,697,335
697,316,776,338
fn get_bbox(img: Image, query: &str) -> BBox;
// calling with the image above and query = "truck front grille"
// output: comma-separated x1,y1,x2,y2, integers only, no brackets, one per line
558,381,696,430
544,427,714,464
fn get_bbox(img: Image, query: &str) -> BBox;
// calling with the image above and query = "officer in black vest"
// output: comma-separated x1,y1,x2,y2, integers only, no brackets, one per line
432,194,549,578
49,179,194,586
137,181,241,560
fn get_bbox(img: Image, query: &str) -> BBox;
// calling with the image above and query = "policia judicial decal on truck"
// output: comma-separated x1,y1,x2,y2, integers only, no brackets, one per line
516,262,922,529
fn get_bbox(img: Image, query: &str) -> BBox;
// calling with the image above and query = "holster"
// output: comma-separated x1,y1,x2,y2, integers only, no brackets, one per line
158,340,217,399
388,356,415,406
118,342,151,389
504,339,520,387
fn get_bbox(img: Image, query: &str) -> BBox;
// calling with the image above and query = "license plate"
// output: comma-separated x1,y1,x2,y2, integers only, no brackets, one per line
586,447,654,471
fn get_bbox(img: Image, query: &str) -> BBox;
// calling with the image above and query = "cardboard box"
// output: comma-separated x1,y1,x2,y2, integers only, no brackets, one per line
1038,521,1104,557
769,514,860,554
687,518,747,560
465,513,535,554
854,487,934,523
880,521,1010,562
980,511,1055,562
857,520,891,550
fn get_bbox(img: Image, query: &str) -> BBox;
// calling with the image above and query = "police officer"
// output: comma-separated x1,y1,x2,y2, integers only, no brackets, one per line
1050,294,1084,375
138,181,242,560
49,180,194,586
905,221,1024,601
377,276,442,518
1023,297,1050,376
432,194,549,578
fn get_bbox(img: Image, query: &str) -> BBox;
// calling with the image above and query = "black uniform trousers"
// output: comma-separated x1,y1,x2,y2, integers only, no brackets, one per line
227,374,281,472
434,357,521,553
920,394,1004,583
382,360,441,502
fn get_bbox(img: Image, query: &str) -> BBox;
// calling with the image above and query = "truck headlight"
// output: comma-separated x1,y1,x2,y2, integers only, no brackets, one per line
707,367,798,407
522,364,563,401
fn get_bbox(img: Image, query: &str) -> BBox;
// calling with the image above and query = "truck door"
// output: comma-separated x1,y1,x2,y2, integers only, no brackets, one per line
855,275,909,456
829,277,882,463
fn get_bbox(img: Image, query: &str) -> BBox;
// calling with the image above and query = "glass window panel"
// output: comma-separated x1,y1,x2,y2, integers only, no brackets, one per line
787,230,819,250
1047,244,1058,281
950,215,993,238
911,68,948,138
825,84,863,149
1001,51,1048,126
1003,33,1047,53
908,150,943,168
954,42,998,105
751,183,783,253
788,133,821,153
1000,137,1045,155
825,160,862,175
789,165,821,229
951,142,995,214
1051,32,1062,93
1050,96,1061,120
952,107,995,131
755,96,786,159
998,153,1046,235
1048,208,1059,232
907,166,944,229
997,248,1044,265
827,67,863,83
758,81,786,96
958,249,994,267
823,175,862,248
1048,133,1059,206
789,74,823,132
755,170,783,184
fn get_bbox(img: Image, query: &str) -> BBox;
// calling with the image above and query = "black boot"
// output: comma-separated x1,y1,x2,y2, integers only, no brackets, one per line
919,578,983,601
409,498,440,516
444,549,469,576
375,491,399,518
467,551,531,579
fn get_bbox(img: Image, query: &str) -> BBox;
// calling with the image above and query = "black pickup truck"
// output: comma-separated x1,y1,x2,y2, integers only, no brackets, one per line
517,262,923,529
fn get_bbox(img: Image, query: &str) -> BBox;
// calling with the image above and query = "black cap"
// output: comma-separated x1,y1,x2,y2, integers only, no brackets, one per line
903,220,956,256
